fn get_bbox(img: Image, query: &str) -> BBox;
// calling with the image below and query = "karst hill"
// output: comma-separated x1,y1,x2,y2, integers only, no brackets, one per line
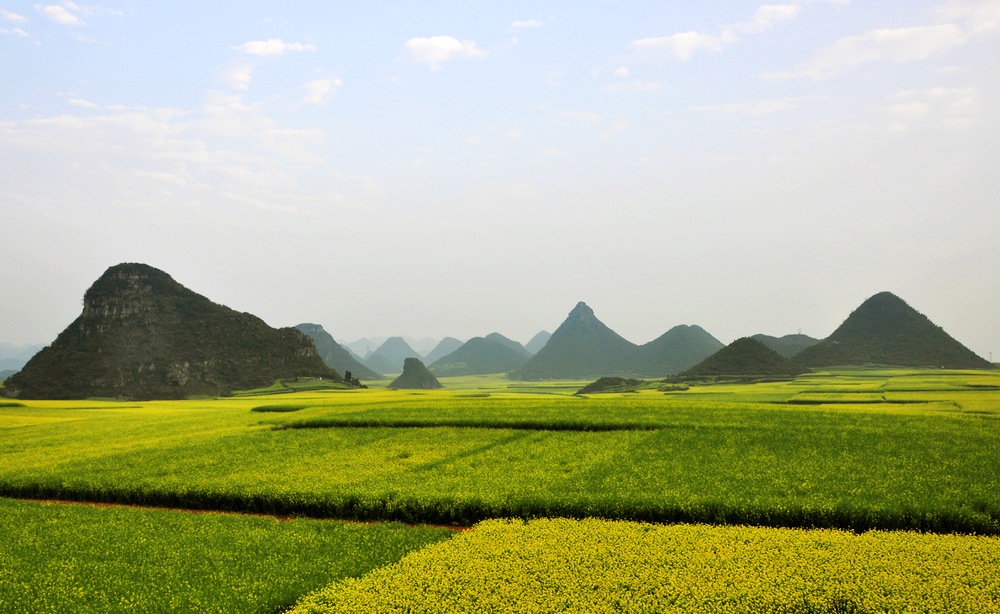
510,302,722,379
792,291,992,369
295,323,381,380
389,357,443,389
429,333,531,376
681,337,808,379
3,263,340,400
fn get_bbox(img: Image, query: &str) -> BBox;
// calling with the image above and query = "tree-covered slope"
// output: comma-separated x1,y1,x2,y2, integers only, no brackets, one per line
295,323,382,380
682,337,807,377
793,292,992,369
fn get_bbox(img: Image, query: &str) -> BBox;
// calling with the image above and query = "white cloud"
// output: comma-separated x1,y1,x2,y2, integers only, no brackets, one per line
935,0,1000,36
769,24,968,79
614,66,630,77
40,3,83,26
601,119,629,140
68,97,98,108
881,87,983,131
731,3,802,35
632,31,726,61
692,96,825,116
503,128,524,140
631,2,805,61
232,38,317,56
301,78,343,105
561,110,602,122
404,35,486,68
222,64,254,91
1,27,32,40
511,19,540,30
2,9,27,22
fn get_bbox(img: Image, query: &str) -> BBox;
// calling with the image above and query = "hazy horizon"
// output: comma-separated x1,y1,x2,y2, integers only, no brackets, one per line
3,2,998,360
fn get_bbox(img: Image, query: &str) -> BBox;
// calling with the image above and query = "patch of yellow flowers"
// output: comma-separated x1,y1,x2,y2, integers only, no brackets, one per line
291,518,1000,613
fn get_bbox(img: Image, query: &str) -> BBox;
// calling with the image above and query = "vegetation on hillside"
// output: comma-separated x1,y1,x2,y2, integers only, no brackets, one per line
793,292,992,369
388,357,443,389
429,336,530,376
295,323,382,380
680,337,808,378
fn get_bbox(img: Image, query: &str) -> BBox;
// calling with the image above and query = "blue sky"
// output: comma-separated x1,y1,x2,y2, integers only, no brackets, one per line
2,1,998,359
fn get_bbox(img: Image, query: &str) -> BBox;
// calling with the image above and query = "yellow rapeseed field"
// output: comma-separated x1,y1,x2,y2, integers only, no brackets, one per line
291,517,1000,613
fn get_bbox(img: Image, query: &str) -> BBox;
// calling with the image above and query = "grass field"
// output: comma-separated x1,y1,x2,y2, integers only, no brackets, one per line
0,498,451,613
2,368,999,610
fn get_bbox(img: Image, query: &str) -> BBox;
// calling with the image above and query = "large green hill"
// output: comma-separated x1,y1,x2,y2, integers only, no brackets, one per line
3,263,340,400
510,302,639,380
793,292,992,369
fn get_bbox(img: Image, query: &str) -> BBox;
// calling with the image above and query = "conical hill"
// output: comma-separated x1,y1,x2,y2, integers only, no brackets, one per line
4,263,340,400
682,337,807,378
510,302,638,380
364,337,421,373
793,292,992,369
638,325,724,376
524,331,551,355
430,336,530,376
389,357,443,389
423,337,464,366
295,323,381,380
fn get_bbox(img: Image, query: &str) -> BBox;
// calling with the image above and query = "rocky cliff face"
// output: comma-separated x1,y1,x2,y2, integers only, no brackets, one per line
4,263,341,400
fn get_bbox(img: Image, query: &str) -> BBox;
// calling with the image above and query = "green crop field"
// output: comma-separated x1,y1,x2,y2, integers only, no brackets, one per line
0,498,451,613
2,368,999,611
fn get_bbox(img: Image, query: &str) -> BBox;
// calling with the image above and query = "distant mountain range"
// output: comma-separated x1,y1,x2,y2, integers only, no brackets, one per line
4,265,993,397
423,337,464,366
363,337,422,373
294,323,382,380
429,333,532,376
524,331,551,355
510,302,723,379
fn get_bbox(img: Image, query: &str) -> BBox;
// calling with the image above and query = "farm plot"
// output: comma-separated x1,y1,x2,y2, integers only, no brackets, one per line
290,517,1000,614
0,497,452,613
1,371,999,533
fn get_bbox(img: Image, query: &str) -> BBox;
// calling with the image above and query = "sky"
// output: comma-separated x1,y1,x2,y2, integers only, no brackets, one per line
1,1,998,360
